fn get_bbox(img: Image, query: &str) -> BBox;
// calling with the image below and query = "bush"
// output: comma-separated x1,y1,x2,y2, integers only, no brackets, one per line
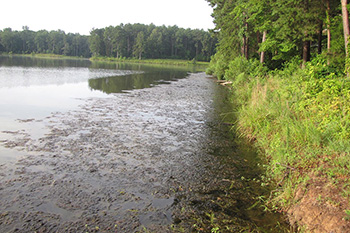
206,52,229,80
297,56,350,143
225,56,250,81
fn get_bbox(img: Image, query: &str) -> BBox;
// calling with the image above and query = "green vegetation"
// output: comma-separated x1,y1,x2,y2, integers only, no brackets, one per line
224,55,350,205
90,56,209,67
0,27,91,57
206,0,350,229
20,53,89,60
89,23,216,61
0,24,216,62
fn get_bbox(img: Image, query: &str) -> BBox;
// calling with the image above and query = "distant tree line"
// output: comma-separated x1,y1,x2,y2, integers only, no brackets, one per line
0,26,91,57
0,24,217,61
89,24,216,61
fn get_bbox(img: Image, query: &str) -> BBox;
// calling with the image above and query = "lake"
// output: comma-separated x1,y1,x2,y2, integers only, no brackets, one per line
0,55,287,232
0,56,192,163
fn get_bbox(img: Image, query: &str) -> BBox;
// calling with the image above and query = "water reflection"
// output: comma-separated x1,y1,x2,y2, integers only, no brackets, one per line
0,55,204,94
0,55,204,141
88,70,188,94
0,55,91,68
0,66,139,88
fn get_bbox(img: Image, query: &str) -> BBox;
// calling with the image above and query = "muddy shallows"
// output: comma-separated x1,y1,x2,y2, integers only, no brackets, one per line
0,73,288,232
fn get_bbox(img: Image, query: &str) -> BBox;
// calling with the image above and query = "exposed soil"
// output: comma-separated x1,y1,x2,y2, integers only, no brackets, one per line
0,73,287,232
287,176,350,232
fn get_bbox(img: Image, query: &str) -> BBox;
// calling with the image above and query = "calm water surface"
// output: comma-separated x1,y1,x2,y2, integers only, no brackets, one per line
0,55,192,162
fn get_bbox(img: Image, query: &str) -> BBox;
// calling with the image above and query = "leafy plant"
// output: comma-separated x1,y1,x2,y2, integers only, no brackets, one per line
344,209,350,221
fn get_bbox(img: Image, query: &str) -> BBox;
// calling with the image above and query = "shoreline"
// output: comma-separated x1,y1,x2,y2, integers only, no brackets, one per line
0,73,287,232
0,53,209,71
89,56,209,67
221,73,350,232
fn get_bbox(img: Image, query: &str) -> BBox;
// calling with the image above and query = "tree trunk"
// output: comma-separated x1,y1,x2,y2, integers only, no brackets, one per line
342,0,350,55
326,0,331,64
256,31,260,55
245,35,249,59
241,12,249,59
241,36,246,57
318,21,323,54
127,36,131,57
245,20,249,59
241,36,249,59
302,0,310,68
342,0,350,76
171,38,175,57
302,39,311,68
260,31,267,64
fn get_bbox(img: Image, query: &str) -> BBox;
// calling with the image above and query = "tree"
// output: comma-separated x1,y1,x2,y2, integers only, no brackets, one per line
35,30,49,53
1,28,16,52
146,28,163,58
0,27,90,57
88,23,216,61
114,25,127,58
341,0,350,55
48,30,65,54
133,31,145,59
20,26,35,53
89,28,106,56
342,0,350,76
206,0,346,72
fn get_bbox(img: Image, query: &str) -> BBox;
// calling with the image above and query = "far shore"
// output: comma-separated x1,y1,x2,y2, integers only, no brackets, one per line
0,53,209,68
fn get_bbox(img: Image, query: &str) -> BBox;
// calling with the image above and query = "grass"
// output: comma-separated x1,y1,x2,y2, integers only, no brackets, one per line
208,54,350,228
1,53,209,70
2,53,89,60
236,71,350,199
90,56,209,67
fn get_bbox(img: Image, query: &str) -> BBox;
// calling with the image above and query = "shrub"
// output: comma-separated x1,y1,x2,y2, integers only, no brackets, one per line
206,52,229,80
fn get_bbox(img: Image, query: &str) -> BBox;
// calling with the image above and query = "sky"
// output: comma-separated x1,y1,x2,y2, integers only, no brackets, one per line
1,0,215,35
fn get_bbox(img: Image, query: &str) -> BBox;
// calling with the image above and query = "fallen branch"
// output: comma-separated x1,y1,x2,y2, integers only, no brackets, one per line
216,80,233,86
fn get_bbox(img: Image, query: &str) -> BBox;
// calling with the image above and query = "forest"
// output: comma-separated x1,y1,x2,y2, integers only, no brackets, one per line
206,0,349,73
206,0,350,231
90,24,216,61
0,24,216,61
0,26,91,58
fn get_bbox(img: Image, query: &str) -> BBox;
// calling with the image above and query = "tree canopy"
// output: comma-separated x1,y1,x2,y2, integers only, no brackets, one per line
0,27,91,57
207,0,348,72
0,24,217,61
89,23,217,61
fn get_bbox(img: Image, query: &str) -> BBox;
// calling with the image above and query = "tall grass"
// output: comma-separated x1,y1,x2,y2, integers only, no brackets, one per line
211,54,350,209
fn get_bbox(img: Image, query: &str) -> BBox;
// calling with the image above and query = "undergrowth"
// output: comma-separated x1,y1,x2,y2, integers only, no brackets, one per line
207,54,350,211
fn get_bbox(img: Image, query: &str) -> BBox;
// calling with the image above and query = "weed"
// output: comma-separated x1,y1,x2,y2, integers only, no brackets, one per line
344,209,350,221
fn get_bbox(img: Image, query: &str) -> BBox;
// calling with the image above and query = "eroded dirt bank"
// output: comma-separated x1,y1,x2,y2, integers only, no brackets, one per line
287,177,350,232
0,73,287,232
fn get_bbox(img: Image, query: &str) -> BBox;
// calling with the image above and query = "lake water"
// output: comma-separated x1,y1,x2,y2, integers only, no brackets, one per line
0,55,288,232
0,56,192,162
0,55,191,120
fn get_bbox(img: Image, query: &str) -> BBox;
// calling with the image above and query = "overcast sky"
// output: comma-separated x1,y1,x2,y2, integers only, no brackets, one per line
1,0,214,35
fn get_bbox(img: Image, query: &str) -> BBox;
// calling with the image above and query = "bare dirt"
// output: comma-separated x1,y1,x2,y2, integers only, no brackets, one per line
287,176,350,232
0,73,287,232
